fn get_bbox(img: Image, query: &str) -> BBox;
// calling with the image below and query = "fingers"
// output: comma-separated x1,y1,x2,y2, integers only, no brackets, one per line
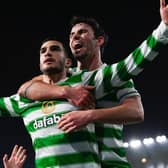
15,146,26,161
160,0,166,8
70,92,95,107
58,121,77,133
68,85,95,107
80,99,95,110
58,114,78,132
10,144,19,158
64,125,77,133
3,145,27,168
10,145,27,163
19,154,27,164
57,115,70,129
78,94,95,108
83,85,95,91
77,87,95,107
3,154,8,163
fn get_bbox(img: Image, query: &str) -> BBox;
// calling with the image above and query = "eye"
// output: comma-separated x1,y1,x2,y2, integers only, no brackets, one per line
79,29,87,35
50,45,61,51
40,47,46,54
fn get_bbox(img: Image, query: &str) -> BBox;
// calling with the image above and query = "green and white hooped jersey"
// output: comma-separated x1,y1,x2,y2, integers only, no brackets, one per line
71,21,168,168
95,82,137,168
0,21,168,168
0,95,100,168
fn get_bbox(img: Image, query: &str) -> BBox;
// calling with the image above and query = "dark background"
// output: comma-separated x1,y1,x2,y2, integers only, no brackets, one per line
0,1,167,167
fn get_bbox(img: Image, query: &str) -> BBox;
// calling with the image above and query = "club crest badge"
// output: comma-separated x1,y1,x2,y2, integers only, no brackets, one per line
42,101,55,114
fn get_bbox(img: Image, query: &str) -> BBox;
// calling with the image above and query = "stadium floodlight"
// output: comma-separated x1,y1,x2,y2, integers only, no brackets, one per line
123,142,129,148
156,135,167,144
143,137,154,145
130,139,142,148
141,157,147,164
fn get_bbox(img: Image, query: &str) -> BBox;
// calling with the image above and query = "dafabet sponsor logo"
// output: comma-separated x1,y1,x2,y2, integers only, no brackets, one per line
33,101,61,129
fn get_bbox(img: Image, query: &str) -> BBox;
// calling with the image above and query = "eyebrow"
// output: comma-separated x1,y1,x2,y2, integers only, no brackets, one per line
40,45,61,51
70,28,88,36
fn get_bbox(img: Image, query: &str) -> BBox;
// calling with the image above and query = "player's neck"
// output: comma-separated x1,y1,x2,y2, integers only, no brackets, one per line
77,52,103,71
43,71,67,84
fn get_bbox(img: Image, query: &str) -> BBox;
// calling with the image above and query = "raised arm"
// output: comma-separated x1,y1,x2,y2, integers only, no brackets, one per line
94,0,168,91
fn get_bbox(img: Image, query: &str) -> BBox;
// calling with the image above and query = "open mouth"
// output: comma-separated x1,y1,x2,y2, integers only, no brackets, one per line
74,43,83,50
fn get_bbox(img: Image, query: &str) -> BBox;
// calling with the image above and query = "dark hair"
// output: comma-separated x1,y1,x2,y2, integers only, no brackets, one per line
69,16,109,55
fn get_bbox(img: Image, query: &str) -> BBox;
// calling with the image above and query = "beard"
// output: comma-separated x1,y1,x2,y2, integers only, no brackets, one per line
42,67,63,75
73,52,88,61
40,61,65,76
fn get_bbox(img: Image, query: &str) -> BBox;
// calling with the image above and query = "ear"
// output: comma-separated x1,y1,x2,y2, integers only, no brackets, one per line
96,36,105,47
65,58,73,68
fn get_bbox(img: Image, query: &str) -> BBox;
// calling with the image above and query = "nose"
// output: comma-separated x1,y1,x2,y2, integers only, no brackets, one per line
72,33,80,40
44,53,52,57
44,48,52,57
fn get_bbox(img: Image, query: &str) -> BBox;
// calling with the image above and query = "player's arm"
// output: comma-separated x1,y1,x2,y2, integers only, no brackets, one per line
58,96,144,132
58,80,144,132
109,0,168,86
0,95,21,117
18,78,95,107
18,79,71,101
